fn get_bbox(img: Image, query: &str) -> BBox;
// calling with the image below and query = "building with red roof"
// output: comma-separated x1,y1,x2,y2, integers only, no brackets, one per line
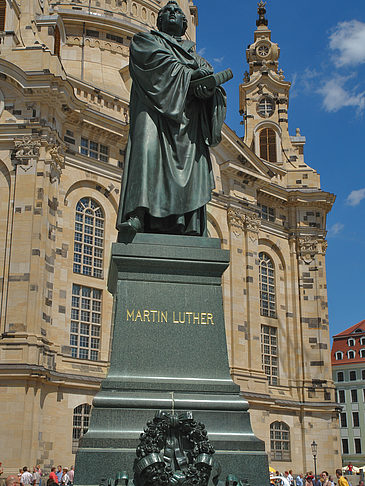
332,320,365,465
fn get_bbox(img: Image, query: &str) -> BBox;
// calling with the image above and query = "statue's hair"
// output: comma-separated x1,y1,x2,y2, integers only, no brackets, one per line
157,1,188,36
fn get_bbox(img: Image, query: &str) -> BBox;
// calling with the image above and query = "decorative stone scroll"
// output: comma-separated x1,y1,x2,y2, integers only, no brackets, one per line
227,208,261,238
297,235,327,264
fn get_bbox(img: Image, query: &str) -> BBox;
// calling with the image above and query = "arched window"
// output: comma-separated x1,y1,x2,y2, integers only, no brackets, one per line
72,403,91,453
348,338,355,347
70,283,102,361
73,197,104,278
259,252,276,318
270,421,290,461
348,350,355,359
360,337,365,346
0,0,6,31
259,128,277,163
360,349,365,358
335,351,343,360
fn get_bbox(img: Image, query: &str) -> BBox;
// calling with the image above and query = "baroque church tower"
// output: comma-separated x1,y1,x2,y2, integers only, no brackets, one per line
0,0,340,475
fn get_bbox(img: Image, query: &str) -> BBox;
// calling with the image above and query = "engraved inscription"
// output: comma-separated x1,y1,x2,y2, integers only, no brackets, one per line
126,309,215,325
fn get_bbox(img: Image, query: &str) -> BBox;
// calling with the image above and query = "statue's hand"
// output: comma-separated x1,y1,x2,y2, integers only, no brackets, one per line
193,84,215,99
191,67,213,80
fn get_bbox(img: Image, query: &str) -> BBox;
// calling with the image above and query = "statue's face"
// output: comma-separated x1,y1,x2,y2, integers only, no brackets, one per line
158,3,185,36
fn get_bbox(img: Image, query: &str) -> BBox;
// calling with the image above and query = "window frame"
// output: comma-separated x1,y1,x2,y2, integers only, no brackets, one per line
80,137,109,163
72,403,91,453
335,351,343,360
354,438,362,454
259,253,276,318
349,370,357,381
348,338,356,347
70,283,102,361
73,197,104,279
342,438,349,455
261,325,278,386
348,350,356,359
337,371,344,382
259,128,277,163
340,412,347,428
270,421,291,462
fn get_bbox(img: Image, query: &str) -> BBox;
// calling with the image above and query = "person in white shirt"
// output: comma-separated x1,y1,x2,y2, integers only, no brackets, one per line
61,468,70,486
20,467,34,486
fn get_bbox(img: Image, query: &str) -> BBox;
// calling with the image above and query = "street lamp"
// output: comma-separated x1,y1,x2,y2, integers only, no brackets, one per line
311,441,318,479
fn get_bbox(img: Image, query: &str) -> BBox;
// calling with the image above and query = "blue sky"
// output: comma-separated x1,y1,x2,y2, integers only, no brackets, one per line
194,0,365,339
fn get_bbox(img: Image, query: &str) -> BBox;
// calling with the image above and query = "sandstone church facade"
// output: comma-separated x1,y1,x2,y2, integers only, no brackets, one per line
0,0,341,474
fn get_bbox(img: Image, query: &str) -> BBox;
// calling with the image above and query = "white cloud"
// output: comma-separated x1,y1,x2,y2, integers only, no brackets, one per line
213,57,224,64
317,75,365,113
347,188,365,206
328,222,344,236
197,47,206,56
329,20,365,67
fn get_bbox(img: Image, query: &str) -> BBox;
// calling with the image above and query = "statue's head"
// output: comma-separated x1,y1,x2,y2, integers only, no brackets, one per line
157,1,187,37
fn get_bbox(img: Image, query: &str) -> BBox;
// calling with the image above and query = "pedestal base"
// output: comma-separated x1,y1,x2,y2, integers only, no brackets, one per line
74,234,269,486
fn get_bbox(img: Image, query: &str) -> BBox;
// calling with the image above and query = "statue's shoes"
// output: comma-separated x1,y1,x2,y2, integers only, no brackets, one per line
118,216,142,233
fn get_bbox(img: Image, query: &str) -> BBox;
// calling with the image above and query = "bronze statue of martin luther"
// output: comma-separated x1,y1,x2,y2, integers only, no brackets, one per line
117,1,230,237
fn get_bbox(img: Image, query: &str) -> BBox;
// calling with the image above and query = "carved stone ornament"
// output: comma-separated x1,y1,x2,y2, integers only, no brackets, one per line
46,142,65,182
227,208,261,237
297,236,327,263
134,410,218,486
13,136,41,164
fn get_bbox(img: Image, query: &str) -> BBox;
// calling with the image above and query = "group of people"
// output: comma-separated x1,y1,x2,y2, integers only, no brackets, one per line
18,466,74,486
273,469,364,486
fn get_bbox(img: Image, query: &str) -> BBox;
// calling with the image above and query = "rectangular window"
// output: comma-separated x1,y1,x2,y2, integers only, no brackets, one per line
353,412,359,427
258,204,275,222
350,370,357,381
106,32,124,44
340,412,347,428
261,325,278,386
80,137,109,162
355,438,362,454
363,389,365,401
342,438,349,455
337,371,344,382
351,389,358,403
362,370,365,380
70,284,102,361
338,390,345,403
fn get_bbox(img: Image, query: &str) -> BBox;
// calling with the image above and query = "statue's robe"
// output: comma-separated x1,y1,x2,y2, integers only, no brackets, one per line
117,30,227,235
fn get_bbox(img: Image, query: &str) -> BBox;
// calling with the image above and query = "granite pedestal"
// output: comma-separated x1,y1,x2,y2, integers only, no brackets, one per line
74,234,269,486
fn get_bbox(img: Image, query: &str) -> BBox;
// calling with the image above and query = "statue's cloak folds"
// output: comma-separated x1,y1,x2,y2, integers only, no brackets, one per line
117,30,227,227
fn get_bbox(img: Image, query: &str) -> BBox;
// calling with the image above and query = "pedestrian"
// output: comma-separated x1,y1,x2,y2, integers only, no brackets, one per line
357,481,364,486
336,469,349,486
67,467,74,486
0,462,3,476
321,472,330,486
33,467,41,486
20,468,33,486
296,474,304,486
348,465,353,476
288,471,294,486
313,476,321,486
55,467,62,485
61,469,70,486
48,467,58,485
306,473,314,486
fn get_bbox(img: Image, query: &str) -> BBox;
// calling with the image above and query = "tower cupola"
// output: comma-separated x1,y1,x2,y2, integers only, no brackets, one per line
246,1,280,75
